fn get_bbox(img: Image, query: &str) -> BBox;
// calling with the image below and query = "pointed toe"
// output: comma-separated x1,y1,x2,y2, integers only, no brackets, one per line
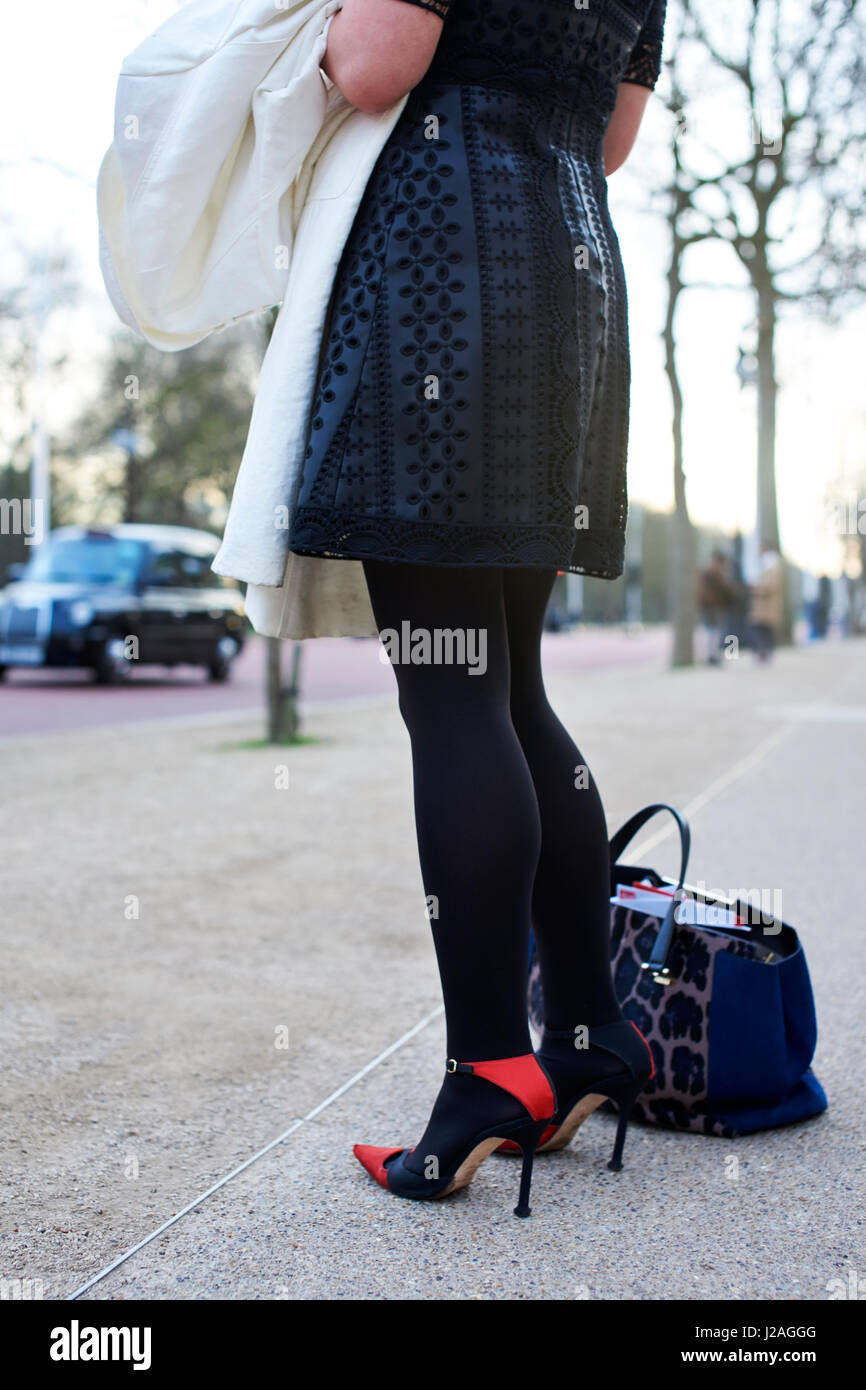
353,1143,405,1189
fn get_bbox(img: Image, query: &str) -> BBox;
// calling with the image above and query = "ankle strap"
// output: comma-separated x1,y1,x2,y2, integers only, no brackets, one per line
541,1021,655,1080
446,1053,555,1121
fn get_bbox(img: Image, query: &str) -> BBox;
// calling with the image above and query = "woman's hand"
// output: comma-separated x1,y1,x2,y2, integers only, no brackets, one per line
322,0,447,115
603,82,652,176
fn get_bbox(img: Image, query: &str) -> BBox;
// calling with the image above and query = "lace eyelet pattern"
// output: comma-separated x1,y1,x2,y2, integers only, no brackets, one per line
289,1,666,578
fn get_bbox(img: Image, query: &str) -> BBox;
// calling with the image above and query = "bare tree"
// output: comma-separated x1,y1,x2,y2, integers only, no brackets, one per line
660,63,702,666
62,326,260,528
0,245,78,479
652,0,866,659
681,0,865,530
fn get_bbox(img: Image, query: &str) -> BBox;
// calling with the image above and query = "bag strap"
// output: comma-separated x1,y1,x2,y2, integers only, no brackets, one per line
608,804,691,983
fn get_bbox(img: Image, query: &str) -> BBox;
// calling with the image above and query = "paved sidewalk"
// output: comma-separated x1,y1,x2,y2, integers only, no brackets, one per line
2,636,864,1300
0,623,669,739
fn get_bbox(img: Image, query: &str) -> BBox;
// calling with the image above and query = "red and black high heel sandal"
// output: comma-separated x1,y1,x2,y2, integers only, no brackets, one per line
496,1020,654,1169
353,1052,556,1217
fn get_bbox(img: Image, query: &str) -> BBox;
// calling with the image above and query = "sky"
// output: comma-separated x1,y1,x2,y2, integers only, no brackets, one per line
1,0,863,581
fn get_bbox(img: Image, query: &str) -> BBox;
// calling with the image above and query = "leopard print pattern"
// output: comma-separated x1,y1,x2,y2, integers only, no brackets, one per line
528,905,769,1136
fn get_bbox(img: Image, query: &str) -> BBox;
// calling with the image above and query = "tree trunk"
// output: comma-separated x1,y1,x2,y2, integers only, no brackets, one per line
123,449,140,523
266,636,303,743
754,274,793,642
664,228,697,667
755,278,780,553
260,301,305,744
671,463,698,666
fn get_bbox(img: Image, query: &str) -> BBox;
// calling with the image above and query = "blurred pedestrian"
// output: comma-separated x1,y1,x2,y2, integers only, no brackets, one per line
814,575,832,638
728,531,751,648
697,549,735,665
749,544,784,662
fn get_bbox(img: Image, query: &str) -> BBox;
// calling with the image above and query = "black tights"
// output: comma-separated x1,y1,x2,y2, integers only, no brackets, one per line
362,559,622,1068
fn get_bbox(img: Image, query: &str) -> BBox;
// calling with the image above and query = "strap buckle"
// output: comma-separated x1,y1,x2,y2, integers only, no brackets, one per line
446,1058,458,1073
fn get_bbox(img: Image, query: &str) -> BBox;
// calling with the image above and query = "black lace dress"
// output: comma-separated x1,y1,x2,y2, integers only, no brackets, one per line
288,0,666,578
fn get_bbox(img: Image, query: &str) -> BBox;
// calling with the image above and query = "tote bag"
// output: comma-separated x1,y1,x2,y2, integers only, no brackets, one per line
527,803,827,1136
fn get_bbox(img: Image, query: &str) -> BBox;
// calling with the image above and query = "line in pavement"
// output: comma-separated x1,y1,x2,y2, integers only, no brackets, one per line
67,1004,446,1300
629,722,795,861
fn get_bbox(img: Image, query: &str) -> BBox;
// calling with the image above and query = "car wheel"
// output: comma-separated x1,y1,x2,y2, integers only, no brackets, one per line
208,653,232,683
92,635,133,685
208,634,239,683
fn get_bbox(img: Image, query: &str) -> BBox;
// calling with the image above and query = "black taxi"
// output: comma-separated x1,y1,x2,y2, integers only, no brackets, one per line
0,524,246,683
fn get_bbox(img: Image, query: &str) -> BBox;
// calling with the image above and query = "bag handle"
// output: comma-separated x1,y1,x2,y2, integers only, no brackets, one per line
608,803,691,984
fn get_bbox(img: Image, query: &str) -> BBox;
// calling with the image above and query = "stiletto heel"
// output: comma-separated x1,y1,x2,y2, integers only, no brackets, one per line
604,1075,645,1171
496,1020,654,1165
354,1053,555,1217
513,1120,548,1217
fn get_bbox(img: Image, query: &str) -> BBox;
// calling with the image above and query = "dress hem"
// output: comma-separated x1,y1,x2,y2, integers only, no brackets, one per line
288,510,625,580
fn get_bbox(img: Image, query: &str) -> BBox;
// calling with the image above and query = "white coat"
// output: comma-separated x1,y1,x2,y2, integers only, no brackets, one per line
97,0,410,638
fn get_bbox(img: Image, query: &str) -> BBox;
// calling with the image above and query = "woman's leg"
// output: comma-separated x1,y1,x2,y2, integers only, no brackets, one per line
362,557,540,1063
362,558,551,1177
502,567,622,1034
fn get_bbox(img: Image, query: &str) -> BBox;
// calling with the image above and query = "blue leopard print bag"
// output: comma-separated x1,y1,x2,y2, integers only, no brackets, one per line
527,803,827,1137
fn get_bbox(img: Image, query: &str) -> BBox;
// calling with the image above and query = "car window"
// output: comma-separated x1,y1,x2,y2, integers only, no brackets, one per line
176,552,217,587
143,549,225,588
23,536,147,586
144,550,185,586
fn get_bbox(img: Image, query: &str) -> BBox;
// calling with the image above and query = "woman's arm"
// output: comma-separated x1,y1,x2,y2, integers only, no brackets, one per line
321,0,449,115
604,0,666,175
602,82,652,176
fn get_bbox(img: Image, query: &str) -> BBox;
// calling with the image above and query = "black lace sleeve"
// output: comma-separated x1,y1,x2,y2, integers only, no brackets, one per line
391,0,452,17
622,0,667,90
